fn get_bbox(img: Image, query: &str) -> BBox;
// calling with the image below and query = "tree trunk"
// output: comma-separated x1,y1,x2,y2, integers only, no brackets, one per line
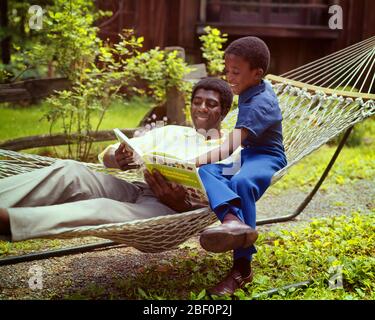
0,128,137,151
0,0,11,64
165,86,186,125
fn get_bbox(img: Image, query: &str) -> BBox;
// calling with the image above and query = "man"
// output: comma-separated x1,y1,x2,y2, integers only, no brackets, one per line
0,77,233,242
1,77,255,296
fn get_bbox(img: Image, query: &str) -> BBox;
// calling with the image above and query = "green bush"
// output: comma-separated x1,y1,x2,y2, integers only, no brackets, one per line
199,26,228,77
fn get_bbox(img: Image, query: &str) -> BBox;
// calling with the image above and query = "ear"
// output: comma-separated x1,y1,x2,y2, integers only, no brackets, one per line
220,110,225,120
256,68,264,80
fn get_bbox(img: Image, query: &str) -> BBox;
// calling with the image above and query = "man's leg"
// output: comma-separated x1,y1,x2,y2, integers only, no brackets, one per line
7,194,176,241
0,159,155,240
0,160,141,207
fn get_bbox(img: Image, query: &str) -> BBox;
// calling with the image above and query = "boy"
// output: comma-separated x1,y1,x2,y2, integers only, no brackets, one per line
193,37,287,296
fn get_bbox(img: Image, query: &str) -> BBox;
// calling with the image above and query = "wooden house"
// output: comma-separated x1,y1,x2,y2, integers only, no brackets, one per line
96,0,374,75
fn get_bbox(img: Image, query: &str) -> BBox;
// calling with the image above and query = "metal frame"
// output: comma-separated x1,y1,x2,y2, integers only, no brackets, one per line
0,127,353,266
257,126,354,225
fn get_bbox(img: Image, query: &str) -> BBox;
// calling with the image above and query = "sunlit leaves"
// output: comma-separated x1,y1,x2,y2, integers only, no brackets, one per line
199,26,228,77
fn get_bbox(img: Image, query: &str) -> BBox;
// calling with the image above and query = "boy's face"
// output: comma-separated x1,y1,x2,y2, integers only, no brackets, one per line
224,54,263,95
191,88,223,132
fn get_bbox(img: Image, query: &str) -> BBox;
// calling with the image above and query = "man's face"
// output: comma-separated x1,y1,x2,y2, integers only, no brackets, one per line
225,53,262,95
191,88,223,132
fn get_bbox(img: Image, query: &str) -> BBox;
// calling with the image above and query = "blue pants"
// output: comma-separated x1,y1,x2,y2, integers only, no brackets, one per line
198,146,287,261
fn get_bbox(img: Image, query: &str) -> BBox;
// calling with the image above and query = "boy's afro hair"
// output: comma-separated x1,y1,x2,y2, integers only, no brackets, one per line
191,77,233,118
225,36,270,74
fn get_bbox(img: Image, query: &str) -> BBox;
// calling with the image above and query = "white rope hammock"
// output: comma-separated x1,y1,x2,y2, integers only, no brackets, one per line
0,37,374,252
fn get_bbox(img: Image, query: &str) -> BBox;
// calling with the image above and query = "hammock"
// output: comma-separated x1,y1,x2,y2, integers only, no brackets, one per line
0,37,374,253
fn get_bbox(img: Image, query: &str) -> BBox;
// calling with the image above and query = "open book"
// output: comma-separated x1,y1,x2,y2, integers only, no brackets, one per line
113,128,208,205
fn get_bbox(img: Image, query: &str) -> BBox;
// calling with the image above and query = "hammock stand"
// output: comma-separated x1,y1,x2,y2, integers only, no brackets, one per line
0,36,374,265
0,127,354,266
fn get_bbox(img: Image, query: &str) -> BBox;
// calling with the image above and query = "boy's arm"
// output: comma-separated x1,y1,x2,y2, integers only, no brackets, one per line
194,128,249,166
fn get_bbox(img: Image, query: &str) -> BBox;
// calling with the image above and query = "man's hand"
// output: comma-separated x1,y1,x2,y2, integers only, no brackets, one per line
186,157,202,168
144,169,192,213
114,143,140,171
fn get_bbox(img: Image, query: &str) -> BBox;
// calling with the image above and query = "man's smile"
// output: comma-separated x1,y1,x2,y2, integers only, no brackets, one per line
196,114,209,119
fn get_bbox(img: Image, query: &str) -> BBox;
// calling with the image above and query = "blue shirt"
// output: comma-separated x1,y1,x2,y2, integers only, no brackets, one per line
235,80,285,153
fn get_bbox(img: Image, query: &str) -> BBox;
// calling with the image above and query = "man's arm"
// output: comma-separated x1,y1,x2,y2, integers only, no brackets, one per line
103,143,140,171
102,147,120,168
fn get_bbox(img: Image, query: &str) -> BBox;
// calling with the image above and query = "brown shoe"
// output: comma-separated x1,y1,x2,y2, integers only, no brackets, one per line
208,268,254,297
200,219,258,253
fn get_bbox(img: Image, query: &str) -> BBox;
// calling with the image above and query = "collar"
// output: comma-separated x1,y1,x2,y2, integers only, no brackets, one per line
239,80,266,105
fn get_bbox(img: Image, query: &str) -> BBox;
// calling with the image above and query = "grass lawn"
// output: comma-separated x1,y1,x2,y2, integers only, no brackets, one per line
0,97,153,158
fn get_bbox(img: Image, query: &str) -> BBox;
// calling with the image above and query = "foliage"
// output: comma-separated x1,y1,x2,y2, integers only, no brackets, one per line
43,34,148,161
6,211,369,300
199,26,228,77
1,0,193,160
249,212,375,300
43,27,192,160
0,1,46,82
0,0,107,82
124,47,192,103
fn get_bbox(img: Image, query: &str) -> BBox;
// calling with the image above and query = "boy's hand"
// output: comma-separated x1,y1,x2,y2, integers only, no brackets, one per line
114,143,140,171
144,169,192,213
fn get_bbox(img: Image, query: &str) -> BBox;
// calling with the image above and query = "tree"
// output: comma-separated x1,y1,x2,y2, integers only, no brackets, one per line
0,0,10,64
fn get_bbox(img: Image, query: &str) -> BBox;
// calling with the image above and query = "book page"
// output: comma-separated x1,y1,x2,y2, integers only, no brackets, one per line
113,128,144,165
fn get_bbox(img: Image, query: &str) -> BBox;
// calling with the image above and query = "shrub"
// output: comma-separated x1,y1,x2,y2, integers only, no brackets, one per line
199,26,228,77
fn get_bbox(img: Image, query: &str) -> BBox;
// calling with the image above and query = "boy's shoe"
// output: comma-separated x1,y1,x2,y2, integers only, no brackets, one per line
208,268,254,297
199,219,258,253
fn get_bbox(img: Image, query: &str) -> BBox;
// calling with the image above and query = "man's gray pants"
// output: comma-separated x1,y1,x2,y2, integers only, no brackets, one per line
0,160,176,241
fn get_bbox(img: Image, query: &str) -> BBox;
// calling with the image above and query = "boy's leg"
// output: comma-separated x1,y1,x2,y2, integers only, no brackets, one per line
198,163,258,253
199,150,286,255
204,150,286,296
229,148,286,261
198,163,240,220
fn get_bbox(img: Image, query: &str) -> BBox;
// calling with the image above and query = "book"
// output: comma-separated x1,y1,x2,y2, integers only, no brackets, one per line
113,128,208,205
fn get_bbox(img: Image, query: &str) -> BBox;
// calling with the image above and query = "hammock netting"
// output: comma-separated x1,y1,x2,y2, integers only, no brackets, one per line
0,37,374,252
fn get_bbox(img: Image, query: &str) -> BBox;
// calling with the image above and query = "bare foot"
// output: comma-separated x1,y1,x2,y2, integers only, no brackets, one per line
0,208,10,235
